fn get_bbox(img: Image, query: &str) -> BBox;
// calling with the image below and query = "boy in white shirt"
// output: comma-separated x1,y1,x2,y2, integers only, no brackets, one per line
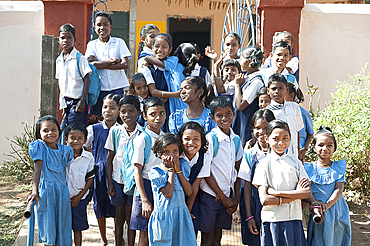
86,11,131,121
56,24,92,127
65,123,95,246
199,96,243,245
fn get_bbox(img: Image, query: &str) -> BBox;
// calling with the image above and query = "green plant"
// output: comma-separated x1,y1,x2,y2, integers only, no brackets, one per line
313,65,370,196
1,120,35,180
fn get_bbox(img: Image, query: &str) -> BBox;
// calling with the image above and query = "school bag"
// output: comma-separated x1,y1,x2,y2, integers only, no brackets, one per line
76,52,101,106
209,130,241,158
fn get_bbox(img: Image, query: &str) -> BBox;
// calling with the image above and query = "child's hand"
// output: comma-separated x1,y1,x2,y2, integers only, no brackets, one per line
318,201,329,212
227,202,238,214
267,187,277,196
107,181,116,197
76,99,85,113
205,46,218,61
247,218,259,235
232,206,241,223
162,155,174,170
213,53,227,70
27,193,39,205
70,195,82,208
142,199,153,218
172,156,181,173
87,55,98,62
190,213,196,219
235,73,246,86
297,177,310,190
110,57,121,64
298,148,307,161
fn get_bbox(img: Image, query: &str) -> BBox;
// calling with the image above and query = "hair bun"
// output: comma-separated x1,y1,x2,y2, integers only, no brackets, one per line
318,125,332,133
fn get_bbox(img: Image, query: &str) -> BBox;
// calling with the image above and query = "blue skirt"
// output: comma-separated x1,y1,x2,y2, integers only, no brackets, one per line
261,220,307,246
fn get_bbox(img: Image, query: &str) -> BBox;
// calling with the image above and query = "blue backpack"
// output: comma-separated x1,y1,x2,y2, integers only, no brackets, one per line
209,130,241,158
76,52,101,106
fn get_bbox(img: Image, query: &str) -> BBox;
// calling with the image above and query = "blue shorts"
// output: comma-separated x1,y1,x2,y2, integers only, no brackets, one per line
129,179,153,231
109,179,133,206
199,192,232,233
64,97,88,127
89,88,125,116
72,198,89,231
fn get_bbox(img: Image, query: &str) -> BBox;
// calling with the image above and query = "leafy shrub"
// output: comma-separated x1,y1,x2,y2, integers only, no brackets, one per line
313,66,370,196
1,121,35,180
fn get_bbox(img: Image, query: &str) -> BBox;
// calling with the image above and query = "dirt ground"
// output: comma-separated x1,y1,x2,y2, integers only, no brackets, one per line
1,177,369,246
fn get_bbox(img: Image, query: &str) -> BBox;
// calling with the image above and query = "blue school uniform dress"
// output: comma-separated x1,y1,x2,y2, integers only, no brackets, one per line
91,123,116,218
304,160,351,246
168,107,216,134
28,140,73,246
148,160,197,246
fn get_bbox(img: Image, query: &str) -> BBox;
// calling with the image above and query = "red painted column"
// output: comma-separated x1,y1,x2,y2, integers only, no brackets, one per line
42,0,94,52
258,0,304,56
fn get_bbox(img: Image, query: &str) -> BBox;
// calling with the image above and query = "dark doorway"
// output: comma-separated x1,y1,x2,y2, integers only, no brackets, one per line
168,18,212,71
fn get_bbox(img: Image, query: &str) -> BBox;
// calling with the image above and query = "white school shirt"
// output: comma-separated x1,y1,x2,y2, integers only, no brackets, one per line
260,67,299,88
262,56,299,74
191,64,212,84
179,152,212,179
242,72,264,104
105,123,143,184
85,36,131,91
66,149,95,199
137,46,155,69
84,121,120,150
131,127,163,180
200,126,244,197
252,151,309,222
138,64,164,85
238,143,267,182
55,47,92,109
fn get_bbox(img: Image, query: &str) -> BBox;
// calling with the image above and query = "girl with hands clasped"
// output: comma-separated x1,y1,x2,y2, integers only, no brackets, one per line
252,119,312,246
304,127,351,246
148,133,197,246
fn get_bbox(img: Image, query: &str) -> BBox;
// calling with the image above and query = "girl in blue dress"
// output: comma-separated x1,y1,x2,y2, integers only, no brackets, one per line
28,115,74,246
85,94,121,245
233,46,265,147
169,76,216,134
304,126,351,246
148,133,197,246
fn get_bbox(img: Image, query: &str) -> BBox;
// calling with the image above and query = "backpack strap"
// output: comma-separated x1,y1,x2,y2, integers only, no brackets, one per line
141,130,152,164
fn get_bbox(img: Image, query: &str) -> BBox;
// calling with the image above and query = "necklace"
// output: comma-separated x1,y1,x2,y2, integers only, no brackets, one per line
315,162,332,182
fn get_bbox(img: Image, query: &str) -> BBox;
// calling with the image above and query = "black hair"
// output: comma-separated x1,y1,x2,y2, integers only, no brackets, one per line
267,73,288,87
181,76,214,108
65,123,88,139
286,83,304,103
240,46,264,68
137,24,159,59
174,43,198,76
177,122,208,154
225,32,241,44
119,95,141,112
250,109,275,131
191,42,201,57
221,59,242,75
266,119,291,137
143,97,165,115
129,73,148,96
209,96,234,116
59,24,76,39
272,41,291,55
257,87,269,97
154,33,172,48
35,115,61,140
274,31,293,44
312,126,337,151
103,93,121,106
95,11,112,25
152,132,183,158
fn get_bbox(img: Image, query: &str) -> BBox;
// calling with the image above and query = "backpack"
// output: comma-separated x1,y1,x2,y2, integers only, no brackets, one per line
119,130,152,195
76,52,101,106
209,130,241,158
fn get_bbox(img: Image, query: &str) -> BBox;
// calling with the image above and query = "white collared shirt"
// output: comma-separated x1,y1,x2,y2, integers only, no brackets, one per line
131,127,163,179
66,149,95,199
138,64,164,85
191,63,212,84
84,121,120,150
238,143,267,182
179,152,212,179
252,151,309,222
260,67,298,87
85,36,131,91
200,126,244,197
55,47,92,109
105,123,143,184
137,46,155,69
242,71,264,104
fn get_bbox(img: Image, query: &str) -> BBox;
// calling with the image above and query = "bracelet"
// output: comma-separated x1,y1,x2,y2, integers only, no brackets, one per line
161,91,164,97
175,170,182,174
278,197,282,205
215,191,224,202
311,206,321,209
245,216,254,222
214,76,222,80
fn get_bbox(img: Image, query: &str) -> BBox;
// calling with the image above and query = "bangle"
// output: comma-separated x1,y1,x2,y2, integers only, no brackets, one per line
175,170,182,174
245,216,254,222
311,206,321,209
278,197,282,205
215,192,224,202
214,76,222,80
161,91,164,97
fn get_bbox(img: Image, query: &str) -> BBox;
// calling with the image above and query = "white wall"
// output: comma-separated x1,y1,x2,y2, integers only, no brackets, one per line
299,4,370,111
0,2,44,164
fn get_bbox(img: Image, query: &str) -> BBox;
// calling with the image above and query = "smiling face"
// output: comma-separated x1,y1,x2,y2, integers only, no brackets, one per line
142,28,159,49
180,80,203,104
268,81,288,104
259,94,271,109
144,106,166,133
40,121,59,148
102,98,120,123
253,118,268,144
65,130,86,153
267,128,291,156
153,37,171,61
313,134,335,162
271,47,290,70
58,31,75,52
94,16,112,42
182,129,202,160
222,65,238,82
211,107,235,135
133,79,149,99
223,36,241,59
120,104,141,129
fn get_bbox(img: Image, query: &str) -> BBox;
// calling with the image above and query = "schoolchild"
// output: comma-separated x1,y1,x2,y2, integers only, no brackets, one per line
105,95,142,246
304,127,351,246
137,24,159,69
84,94,121,245
85,11,131,120
190,42,213,84
148,133,197,245
266,73,304,158
238,109,275,246
233,46,265,147
65,123,95,246
177,121,212,233
252,120,312,246
130,97,166,246
28,115,74,246
56,24,91,127
212,58,242,99
205,32,242,62
260,41,299,87
129,73,151,127
257,87,271,109
199,96,244,246
169,76,216,134
285,82,314,161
